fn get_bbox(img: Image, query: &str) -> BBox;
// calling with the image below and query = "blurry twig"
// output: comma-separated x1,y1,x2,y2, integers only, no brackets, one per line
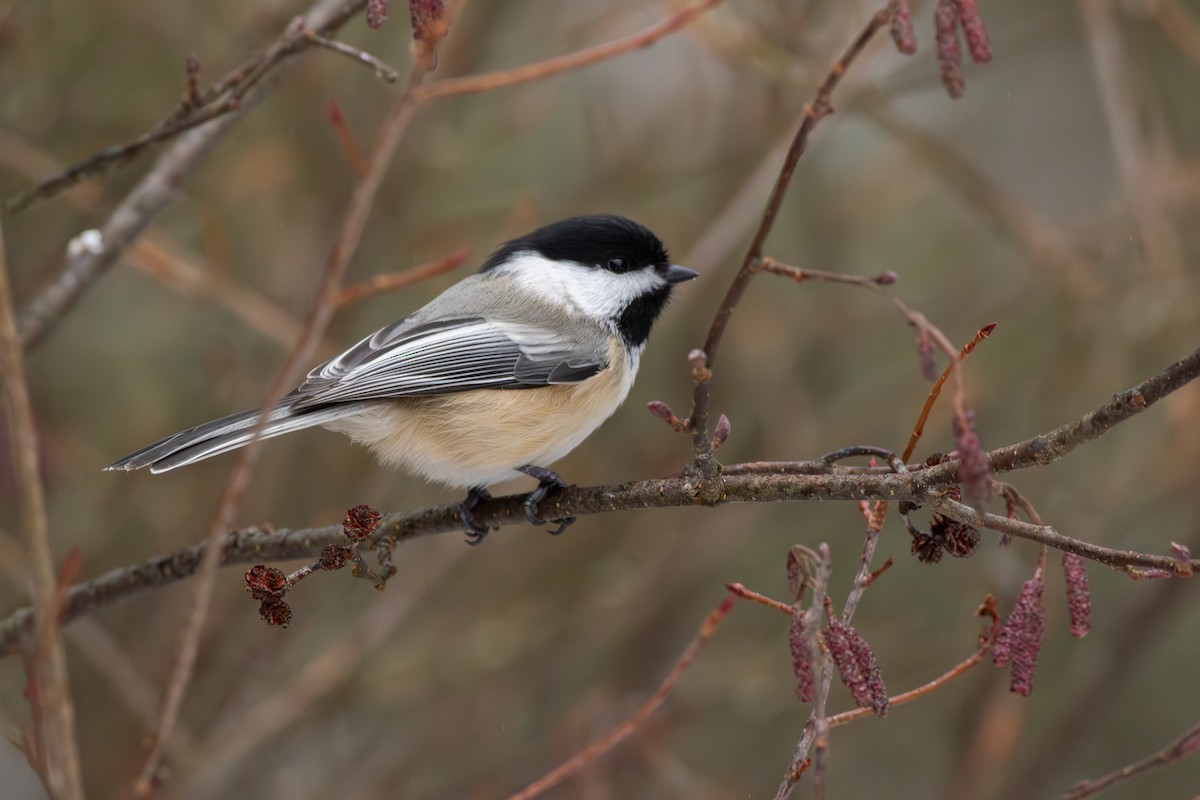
689,1,903,470
131,46,437,797
500,592,737,800
416,0,724,100
13,0,720,353
726,582,793,615
1145,0,1200,65
128,236,310,349
185,545,467,799
334,247,471,307
0,226,84,795
857,92,1102,300
1079,0,1185,279
0,344,1197,659
303,28,399,83
16,0,367,350
0,127,311,350
0,2,368,219
326,102,369,178
1060,719,1200,800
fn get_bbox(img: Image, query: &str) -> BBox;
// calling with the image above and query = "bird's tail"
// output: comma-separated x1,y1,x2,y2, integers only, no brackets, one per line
104,403,354,474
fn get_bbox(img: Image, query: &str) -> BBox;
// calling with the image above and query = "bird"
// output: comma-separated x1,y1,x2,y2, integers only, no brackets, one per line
106,214,698,543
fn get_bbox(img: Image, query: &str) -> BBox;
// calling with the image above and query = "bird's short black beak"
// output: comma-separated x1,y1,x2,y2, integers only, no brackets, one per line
666,264,699,284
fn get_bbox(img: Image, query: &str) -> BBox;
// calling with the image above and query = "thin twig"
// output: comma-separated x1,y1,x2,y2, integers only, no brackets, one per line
333,247,471,307
0,128,310,350
184,546,467,799
304,29,399,82
726,582,793,615
857,92,1100,300
828,641,988,728
501,592,737,800
0,1,368,219
690,1,903,463
0,225,84,795
934,497,1199,575
326,101,369,178
1060,719,1200,800
131,58,434,799
416,0,724,101
901,322,995,462
759,257,994,467
16,0,367,350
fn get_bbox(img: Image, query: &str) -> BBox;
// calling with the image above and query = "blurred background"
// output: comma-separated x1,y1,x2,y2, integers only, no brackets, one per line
2,0,1199,797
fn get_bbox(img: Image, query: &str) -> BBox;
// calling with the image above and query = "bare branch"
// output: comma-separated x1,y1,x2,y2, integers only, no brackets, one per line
690,1,902,464
16,0,369,350
0,223,84,794
0,341,1196,659
415,0,724,100
501,591,736,800
130,61,432,795
935,498,1199,575
1060,719,1200,800
0,1,368,219
333,248,470,307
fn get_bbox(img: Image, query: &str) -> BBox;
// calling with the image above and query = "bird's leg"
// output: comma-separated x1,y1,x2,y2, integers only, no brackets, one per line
515,465,576,535
458,485,493,546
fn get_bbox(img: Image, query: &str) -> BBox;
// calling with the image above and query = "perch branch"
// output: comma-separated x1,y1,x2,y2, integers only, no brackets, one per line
0,341,1196,659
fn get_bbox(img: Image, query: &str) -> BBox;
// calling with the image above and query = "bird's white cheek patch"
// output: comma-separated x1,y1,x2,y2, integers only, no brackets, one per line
500,253,665,322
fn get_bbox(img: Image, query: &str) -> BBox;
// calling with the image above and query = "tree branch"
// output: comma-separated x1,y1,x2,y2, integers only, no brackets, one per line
688,1,902,466
1,1,367,219
0,341,1197,659
0,222,84,793
1060,719,1200,800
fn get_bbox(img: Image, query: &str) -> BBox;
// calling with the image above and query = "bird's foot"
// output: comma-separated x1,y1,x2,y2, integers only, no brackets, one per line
516,465,575,535
458,486,493,546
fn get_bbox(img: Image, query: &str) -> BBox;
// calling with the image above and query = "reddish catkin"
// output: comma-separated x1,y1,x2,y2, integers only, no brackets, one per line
934,0,964,98
952,410,990,503
789,606,815,702
366,0,388,30
890,1,918,55
954,0,992,63
1062,553,1092,638
993,573,1046,696
847,628,890,716
916,329,938,381
823,614,889,716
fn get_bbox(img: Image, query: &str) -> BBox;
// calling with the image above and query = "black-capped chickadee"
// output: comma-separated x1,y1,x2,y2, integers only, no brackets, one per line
107,214,697,542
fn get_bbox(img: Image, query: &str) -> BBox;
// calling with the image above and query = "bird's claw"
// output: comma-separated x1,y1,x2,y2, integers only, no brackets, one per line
517,465,574,536
458,486,493,546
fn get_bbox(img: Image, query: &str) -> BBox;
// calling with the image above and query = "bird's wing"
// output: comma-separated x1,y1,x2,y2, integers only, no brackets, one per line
288,316,604,409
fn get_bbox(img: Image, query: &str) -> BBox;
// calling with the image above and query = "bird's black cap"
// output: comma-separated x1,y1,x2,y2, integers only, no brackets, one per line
480,214,670,275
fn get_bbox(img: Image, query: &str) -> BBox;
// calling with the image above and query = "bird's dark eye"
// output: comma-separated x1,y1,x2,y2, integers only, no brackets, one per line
606,257,629,273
